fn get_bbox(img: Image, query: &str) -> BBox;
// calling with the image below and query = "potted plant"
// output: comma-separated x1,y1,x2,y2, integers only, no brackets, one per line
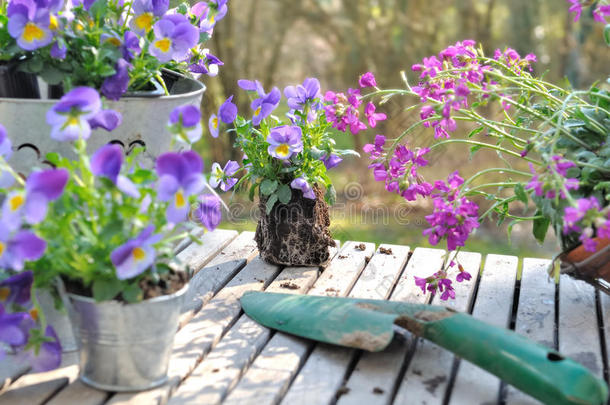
0,86,222,390
0,0,227,174
209,78,363,266
355,2,610,297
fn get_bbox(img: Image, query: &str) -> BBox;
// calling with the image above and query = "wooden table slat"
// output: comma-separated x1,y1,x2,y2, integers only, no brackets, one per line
447,254,518,405
167,242,356,405
392,251,482,405
505,258,555,405
558,275,604,378
334,247,447,405
0,353,79,405
226,243,405,405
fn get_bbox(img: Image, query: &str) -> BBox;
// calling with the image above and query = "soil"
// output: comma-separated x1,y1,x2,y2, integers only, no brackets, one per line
62,269,188,303
255,185,335,267
280,281,299,290
379,247,393,255
355,243,366,251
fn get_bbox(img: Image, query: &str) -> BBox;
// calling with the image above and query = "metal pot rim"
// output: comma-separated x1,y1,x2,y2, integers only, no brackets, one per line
0,71,205,103
67,282,189,305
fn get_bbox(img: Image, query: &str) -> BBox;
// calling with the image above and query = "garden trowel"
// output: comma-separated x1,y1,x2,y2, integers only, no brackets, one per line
240,291,608,405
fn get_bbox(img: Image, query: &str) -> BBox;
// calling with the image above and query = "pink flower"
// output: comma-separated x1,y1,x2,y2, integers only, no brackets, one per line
364,103,386,127
358,72,377,88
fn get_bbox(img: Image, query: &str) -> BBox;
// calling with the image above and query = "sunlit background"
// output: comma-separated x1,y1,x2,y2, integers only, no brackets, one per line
195,0,610,257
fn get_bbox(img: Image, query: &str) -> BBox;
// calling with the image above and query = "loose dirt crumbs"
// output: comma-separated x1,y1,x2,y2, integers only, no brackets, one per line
325,287,339,296
338,254,348,259
379,247,393,255
280,282,299,290
373,387,384,394
355,243,366,251
336,386,350,398
212,368,220,373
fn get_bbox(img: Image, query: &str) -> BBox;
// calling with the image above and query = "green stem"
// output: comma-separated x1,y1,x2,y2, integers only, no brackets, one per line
430,139,541,165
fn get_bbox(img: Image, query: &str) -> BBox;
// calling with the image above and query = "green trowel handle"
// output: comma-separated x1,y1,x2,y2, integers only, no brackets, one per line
418,310,608,405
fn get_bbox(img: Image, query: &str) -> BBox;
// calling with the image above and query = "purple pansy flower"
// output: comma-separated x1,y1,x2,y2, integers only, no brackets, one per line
284,78,321,112
267,125,303,160
290,177,315,200
209,160,239,192
0,305,29,351
122,31,141,61
50,40,66,60
101,58,130,101
7,0,53,51
155,151,206,223
111,225,161,280
218,95,237,124
208,114,220,137
251,87,280,126
150,14,198,63
90,144,139,197
168,105,202,143
320,153,342,169
185,48,223,76
195,194,222,231
0,271,33,307
0,226,46,271
2,169,68,230
46,87,122,142
129,0,169,35
0,124,12,160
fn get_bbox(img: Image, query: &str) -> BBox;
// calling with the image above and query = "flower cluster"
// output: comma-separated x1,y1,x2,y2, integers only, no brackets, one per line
562,197,610,252
567,0,610,23
0,124,65,371
27,86,222,305
411,40,537,139
353,8,610,297
423,172,480,251
0,271,61,371
414,262,472,300
208,77,358,211
364,135,432,201
0,0,229,98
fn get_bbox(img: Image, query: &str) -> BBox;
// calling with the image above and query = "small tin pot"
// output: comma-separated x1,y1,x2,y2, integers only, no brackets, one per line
66,284,188,391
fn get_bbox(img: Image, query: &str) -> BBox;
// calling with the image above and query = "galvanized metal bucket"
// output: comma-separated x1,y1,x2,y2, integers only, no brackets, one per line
66,284,188,391
0,72,205,175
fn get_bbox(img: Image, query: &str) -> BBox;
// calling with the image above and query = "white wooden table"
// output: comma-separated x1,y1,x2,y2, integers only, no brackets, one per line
1,229,608,405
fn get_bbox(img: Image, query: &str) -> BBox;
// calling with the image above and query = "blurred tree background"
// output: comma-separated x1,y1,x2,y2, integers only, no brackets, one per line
196,0,610,257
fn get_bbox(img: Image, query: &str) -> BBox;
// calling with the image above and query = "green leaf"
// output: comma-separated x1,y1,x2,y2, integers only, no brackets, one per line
265,193,278,214
533,213,550,244
469,144,482,159
277,184,292,204
468,126,484,138
260,179,278,195
89,0,108,21
248,183,257,201
39,67,65,85
92,279,122,301
514,183,528,204
325,185,337,206
604,24,610,47
122,283,142,303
